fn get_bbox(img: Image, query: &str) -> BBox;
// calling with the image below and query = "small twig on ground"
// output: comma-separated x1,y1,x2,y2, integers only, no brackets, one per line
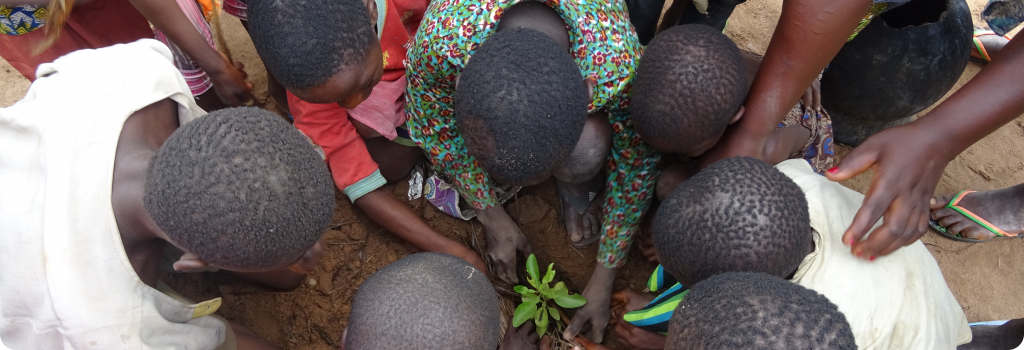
327,220,355,230
327,240,366,245
569,244,584,257
313,324,338,347
232,291,297,296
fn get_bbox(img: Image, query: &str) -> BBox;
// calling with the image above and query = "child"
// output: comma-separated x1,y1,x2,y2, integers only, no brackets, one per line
614,157,971,349
245,0,487,273
342,253,499,349
0,40,331,349
405,1,659,342
666,272,857,349
631,24,835,199
341,252,556,350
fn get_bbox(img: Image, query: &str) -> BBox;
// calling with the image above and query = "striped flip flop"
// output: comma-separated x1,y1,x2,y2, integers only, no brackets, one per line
929,191,1021,243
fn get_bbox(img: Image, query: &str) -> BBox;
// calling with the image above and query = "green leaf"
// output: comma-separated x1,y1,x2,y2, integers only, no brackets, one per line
548,306,561,322
512,301,537,327
521,293,540,305
526,254,540,286
551,281,568,294
513,285,534,295
535,305,549,336
542,263,556,284
553,293,587,309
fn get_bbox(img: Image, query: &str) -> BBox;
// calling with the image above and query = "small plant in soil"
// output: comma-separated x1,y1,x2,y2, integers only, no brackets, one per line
513,254,587,336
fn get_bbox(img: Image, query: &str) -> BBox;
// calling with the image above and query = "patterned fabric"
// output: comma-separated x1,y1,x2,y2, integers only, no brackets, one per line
405,0,660,268
982,0,1024,36
154,0,216,96
222,0,247,21
779,101,836,174
0,5,47,35
849,2,889,41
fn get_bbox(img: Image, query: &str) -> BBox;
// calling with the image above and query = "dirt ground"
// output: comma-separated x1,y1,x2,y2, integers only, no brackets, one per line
3,0,1024,348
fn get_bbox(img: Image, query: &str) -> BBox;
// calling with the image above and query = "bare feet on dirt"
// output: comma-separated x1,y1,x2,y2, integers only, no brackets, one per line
477,205,533,284
930,185,1024,240
558,179,602,246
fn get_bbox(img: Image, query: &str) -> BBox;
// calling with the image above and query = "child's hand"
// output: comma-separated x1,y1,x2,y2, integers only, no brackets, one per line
209,52,255,107
499,321,551,350
476,205,532,284
288,241,324,275
611,321,666,350
801,74,822,113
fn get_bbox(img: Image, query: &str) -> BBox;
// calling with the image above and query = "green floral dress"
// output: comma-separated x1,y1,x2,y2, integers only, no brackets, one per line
405,0,660,268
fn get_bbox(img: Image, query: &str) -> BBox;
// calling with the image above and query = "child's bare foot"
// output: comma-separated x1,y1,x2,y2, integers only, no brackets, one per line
958,319,1024,349
558,179,603,246
477,205,533,284
930,185,1024,240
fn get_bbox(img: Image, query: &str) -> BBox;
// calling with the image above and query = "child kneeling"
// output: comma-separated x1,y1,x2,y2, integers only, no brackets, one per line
614,157,970,350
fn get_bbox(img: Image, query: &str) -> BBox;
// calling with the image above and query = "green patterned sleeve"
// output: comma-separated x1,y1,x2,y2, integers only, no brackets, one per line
596,107,661,268
404,52,498,210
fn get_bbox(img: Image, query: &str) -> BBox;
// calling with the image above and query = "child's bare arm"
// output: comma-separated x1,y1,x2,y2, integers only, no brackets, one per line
225,241,323,290
763,125,811,165
128,0,253,105
354,190,488,274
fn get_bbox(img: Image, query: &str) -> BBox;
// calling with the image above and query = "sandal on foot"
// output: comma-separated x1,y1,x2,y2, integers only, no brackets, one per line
557,179,604,247
929,191,1021,243
972,29,1013,63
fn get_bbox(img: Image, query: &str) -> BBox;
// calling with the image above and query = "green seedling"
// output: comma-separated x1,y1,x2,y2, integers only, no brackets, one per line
512,254,587,336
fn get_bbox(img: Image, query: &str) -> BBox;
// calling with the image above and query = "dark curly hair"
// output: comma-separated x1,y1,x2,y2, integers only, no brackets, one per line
667,272,856,350
345,253,500,350
653,157,811,287
455,27,589,186
632,24,746,154
248,0,376,90
143,107,335,270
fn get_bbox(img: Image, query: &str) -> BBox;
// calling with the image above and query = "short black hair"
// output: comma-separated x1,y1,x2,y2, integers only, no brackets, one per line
666,272,856,350
653,157,811,287
248,0,376,90
455,27,589,186
144,107,335,270
345,252,500,350
632,24,746,154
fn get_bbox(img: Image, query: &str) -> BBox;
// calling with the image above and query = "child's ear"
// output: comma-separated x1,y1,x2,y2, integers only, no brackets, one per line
172,252,209,272
585,77,596,101
729,106,745,125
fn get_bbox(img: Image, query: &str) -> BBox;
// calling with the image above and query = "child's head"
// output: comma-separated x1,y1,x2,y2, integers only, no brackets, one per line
632,25,746,157
666,272,856,349
455,27,590,186
653,157,811,287
143,107,335,271
248,0,381,108
344,252,500,350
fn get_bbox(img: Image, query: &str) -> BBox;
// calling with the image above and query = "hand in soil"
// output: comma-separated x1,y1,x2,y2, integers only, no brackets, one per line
612,321,666,350
825,123,950,259
930,187,1024,240
209,52,255,106
477,205,533,284
608,290,664,350
500,321,552,350
565,265,615,343
609,289,655,322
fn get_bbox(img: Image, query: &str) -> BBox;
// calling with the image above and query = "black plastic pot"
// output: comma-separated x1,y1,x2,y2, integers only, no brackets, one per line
820,0,972,146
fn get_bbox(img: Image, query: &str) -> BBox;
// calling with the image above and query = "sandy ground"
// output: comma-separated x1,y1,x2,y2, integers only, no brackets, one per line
2,0,1024,348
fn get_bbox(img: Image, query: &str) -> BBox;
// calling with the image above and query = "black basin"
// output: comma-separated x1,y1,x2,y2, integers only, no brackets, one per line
820,0,972,146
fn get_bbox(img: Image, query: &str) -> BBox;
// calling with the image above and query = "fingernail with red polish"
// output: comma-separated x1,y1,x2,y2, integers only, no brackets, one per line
869,256,876,261
827,167,839,174
855,251,862,258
